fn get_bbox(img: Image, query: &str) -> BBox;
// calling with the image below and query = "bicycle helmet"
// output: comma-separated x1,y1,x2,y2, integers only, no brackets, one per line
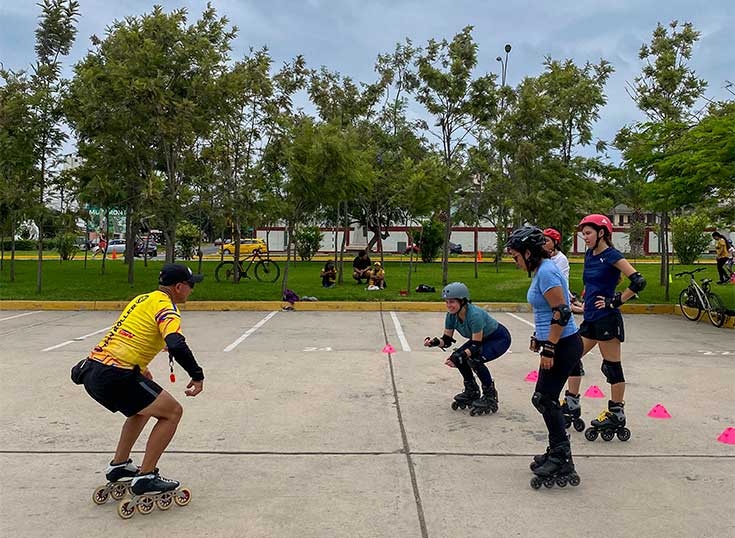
505,226,548,276
543,228,561,245
441,282,470,301
578,214,612,235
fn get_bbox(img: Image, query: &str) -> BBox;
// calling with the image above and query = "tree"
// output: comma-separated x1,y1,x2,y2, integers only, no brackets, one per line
671,214,712,265
415,26,498,285
616,21,708,299
27,0,80,292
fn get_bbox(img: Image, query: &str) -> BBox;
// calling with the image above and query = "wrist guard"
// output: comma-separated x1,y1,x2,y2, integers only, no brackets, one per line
540,341,556,359
606,292,624,309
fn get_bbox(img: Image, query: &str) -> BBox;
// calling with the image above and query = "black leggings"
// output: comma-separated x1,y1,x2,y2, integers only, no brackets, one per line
534,332,583,447
716,258,729,282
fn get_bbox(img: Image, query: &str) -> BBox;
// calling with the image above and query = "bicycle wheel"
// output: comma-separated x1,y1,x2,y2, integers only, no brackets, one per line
215,261,237,283
678,288,701,321
254,260,280,282
706,292,727,328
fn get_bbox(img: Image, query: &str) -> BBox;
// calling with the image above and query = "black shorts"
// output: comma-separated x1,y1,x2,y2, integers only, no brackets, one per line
579,311,625,342
82,360,163,417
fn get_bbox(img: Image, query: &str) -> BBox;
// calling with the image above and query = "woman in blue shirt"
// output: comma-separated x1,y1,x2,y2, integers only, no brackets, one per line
423,282,511,416
567,214,646,442
506,226,582,488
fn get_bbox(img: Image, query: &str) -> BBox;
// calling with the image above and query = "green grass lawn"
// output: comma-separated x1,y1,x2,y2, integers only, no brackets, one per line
1,258,733,310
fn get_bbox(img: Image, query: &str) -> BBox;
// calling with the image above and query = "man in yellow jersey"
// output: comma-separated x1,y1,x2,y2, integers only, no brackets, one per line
71,263,204,495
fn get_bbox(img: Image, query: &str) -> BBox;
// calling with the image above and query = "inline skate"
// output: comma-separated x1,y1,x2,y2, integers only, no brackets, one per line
451,379,480,411
117,470,192,519
530,442,581,489
469,382,498,416
92,459,138,505
561,391,585,432
584,400,631,442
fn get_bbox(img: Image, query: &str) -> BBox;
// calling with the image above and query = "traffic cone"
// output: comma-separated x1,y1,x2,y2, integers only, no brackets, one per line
111,250,117,260
478,251,483,262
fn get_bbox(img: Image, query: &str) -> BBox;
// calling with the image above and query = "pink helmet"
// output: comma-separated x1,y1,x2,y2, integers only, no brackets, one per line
542,228,561,244
578,214,612,235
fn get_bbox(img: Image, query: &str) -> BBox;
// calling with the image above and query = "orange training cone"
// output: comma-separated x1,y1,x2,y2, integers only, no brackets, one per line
478,251,483,262
111,250,117,260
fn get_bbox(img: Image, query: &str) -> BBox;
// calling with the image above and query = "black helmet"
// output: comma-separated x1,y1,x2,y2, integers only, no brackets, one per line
505,226,546,254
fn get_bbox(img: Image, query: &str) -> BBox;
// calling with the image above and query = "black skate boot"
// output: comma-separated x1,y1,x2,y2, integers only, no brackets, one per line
117,470,192,520
92,459,139,505
561,391,585,432
584,400,631,442
530,446,550,471
469,382,499,416
451,379,480,411
530,442,580,489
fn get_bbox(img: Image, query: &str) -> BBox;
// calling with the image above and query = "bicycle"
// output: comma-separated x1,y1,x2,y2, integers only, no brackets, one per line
676,267,727,328
214,248,281,283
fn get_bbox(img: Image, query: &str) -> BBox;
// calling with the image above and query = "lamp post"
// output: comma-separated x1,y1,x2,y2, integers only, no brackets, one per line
496,43,512,87
495,44,512,268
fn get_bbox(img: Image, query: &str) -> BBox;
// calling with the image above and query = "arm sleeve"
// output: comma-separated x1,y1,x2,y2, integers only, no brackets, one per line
606,248,625,266
444,313,455,331
558,255,570,281
164,333,204,381
538,265,564,295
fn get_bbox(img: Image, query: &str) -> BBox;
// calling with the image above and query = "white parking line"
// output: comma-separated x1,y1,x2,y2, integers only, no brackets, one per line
41,326,110,352
0,311,41,322
224,311,278,352
389,311,411,352
506,312,534,328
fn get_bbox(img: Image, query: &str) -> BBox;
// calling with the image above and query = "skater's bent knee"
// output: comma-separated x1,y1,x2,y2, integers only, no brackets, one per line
531,392,558,414
601,360,624,384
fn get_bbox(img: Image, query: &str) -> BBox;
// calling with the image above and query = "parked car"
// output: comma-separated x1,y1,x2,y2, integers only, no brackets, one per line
104,239,127,255
221,238,267,255
134,241,158,258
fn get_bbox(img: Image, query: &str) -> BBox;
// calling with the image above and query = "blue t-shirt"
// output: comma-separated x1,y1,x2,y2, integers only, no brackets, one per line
445,303,499,340
582,247,624,321
527,259,578,340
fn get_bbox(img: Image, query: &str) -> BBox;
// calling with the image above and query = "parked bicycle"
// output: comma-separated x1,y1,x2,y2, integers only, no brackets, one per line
214,248,280,283
676,267,727,328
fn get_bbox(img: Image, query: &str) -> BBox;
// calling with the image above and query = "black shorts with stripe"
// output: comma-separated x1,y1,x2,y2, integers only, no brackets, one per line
579,310,625,343
82,360,163,417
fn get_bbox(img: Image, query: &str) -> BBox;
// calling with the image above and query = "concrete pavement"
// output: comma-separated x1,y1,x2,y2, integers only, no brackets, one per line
0,309,733,537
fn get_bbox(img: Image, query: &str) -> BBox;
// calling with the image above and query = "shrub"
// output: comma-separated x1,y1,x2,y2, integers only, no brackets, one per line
294,226,323,261
54,232,79,261
671,215,711,265
419,219,444,263
1,239,37,251
176,222,202,260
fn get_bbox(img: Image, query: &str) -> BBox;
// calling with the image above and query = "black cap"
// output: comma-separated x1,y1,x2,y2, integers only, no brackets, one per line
159,263,204,286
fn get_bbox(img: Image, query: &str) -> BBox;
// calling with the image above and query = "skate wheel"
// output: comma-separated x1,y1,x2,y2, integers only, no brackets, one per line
617,428,631,442
156,492,174,511
584,428,598,441
469,408,477,416
568,474,581,487
564,417,572,429
111,483,128,500
601,430,615,442
556,476,568,487
92,486,109,505
137,495,155,515
543,478,555,488
117,500,135,519
530,477,542,489
459,403,467,410
451,401,459,410
573,419,586,432
174,488,192,507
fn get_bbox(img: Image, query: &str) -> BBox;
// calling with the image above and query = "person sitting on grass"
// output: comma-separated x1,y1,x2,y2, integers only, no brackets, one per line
367,261,386,290
352,250,372,284
321,260,337,288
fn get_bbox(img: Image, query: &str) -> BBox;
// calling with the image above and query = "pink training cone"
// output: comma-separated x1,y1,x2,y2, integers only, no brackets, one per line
584,385,605,398
524,370,538,382
382,344,395,354
717,427,735,445
647,404,672,419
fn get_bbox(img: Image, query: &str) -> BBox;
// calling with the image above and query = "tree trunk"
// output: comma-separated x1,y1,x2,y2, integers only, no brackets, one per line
10,219,17,282
338,201,348,284
125,205,135,285
35,216,43,294
474,220,479,279
661,211,670,301
376,207,385,264
442,192,452,286
234,220,242,283
281,222,294,297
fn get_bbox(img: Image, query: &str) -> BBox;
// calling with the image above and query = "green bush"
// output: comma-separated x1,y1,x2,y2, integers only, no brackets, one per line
419,219,444,263
54,232,79,261
0,239,37,251
176,222,202,261
671,215,711,265
294,226,323,261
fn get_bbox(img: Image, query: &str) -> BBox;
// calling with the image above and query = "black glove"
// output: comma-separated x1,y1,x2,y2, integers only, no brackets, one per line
529,333,540,352
540,341,556,359
604,292,624,309
425,337,441,348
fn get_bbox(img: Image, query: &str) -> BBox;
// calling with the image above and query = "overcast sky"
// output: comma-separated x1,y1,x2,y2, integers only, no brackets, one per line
1,0,732,161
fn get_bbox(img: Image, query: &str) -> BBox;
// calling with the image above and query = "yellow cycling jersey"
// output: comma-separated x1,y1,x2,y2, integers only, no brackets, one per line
89,290,182,370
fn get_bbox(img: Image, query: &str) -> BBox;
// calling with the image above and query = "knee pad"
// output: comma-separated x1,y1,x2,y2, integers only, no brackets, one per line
531,391,559,415
601,360,625,384
569,360,584,377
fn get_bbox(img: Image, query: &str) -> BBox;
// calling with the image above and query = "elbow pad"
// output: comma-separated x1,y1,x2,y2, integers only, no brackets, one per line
628,272,646,293
550,304,572,326
165,333,204,381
